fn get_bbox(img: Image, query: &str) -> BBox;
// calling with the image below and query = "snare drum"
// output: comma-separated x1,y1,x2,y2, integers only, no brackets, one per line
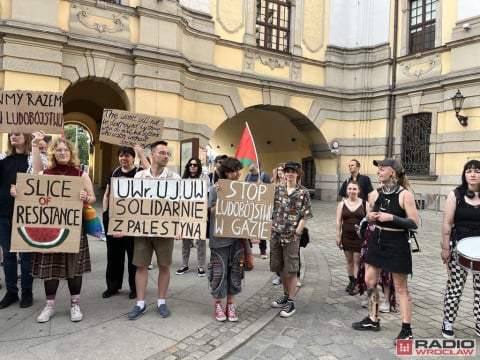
455,237,480,273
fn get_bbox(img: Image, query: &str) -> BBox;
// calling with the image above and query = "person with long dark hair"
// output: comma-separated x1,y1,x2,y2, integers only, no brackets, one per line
336,180,365,295
352,158,419,344
440,159,480,339
176,157,208,277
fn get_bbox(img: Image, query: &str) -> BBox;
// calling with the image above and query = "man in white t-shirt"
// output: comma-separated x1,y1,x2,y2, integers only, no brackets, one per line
127,140,181,320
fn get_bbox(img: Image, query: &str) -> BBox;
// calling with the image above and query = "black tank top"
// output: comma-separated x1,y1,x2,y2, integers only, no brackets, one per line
373,188,406,229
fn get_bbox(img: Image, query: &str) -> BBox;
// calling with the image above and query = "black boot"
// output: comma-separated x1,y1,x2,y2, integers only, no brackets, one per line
0,291,19,309
348,279,358,295
346,276,355,292
20,290,33,308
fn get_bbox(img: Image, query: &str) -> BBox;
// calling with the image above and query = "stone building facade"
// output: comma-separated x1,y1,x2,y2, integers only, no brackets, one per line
0,0,479,207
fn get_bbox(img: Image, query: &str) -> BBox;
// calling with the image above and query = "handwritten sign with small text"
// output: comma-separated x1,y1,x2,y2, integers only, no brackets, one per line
99,109,164,148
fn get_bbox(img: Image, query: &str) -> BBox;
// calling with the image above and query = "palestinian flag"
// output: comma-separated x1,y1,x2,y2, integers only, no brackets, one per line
235,123,258,167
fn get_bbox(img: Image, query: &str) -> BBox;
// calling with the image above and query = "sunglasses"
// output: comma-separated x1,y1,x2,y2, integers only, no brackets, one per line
189,163,198,167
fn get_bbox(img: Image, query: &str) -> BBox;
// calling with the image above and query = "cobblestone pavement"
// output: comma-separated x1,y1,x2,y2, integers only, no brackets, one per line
1,200,478,359
226,201,478,360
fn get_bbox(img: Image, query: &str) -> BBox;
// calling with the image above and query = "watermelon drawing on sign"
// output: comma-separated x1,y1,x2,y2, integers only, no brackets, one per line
17,226,70,248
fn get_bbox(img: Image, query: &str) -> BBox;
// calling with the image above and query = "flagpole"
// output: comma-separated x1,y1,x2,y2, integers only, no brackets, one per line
245,122,259,167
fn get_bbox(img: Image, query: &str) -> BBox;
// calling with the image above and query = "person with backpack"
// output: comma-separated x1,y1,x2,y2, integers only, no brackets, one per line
336,180,366,295
440,159,480,339
352,158,419,344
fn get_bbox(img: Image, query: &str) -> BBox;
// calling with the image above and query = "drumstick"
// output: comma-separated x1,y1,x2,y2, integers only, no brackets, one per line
446,263,452,282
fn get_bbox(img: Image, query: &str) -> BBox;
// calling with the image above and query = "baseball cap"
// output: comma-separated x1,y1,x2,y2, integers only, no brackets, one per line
214,154,228,162
373,158,404,175
284,161,301,172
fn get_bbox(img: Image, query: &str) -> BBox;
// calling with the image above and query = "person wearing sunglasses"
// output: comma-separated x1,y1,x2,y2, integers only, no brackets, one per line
176,158,208,277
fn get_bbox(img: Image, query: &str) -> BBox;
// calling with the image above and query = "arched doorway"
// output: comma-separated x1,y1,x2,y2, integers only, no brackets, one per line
63,80,128,187
209,106,325,195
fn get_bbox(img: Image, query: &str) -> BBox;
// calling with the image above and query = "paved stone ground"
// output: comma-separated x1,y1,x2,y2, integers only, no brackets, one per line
226,201,478,360
1,199,478,359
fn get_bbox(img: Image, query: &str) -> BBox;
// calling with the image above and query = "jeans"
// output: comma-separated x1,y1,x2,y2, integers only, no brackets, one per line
182,238,206,267
0,215,33,293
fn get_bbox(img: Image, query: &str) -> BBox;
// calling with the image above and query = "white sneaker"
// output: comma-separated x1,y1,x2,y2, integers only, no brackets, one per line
37,306,55,323
379,299,390,313
272,275,281,285
70,304,83,322
296,279,302,287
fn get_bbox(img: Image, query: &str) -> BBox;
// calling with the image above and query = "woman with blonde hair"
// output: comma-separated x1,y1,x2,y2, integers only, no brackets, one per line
272,163,286,185
31,137,96,323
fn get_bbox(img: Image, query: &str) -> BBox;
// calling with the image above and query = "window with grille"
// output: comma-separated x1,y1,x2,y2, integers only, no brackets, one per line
401,113,431,176
256,0,291,53
409,0,437,54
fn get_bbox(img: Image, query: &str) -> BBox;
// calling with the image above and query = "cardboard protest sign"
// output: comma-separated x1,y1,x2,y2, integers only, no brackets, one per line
11,174,84,253
0,90,64,134
109,178,208,238
213,179,275,240
99,109,164,148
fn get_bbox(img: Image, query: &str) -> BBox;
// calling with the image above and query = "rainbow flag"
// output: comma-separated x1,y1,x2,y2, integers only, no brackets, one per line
235,123,258,167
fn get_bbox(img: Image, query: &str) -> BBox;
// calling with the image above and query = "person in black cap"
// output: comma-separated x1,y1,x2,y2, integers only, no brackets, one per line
352,158,419,344
270,161,313,317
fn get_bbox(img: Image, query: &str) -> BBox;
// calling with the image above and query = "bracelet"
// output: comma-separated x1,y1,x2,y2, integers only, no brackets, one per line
32,145,39,147
441,247,450,251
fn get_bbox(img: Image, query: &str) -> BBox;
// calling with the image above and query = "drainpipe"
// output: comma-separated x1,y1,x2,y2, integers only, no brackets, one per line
387,0,399,157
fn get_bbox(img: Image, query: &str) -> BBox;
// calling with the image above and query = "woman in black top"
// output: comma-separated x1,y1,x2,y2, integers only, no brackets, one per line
102,146,149,299
440,159,480,339
0,132,44,309
352,158,419,344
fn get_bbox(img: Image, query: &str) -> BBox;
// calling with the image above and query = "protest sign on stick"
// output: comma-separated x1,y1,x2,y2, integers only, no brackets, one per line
99,109,164,148
11,174,84,253
213,179,274,240
109,178,208,239
0,90,64,134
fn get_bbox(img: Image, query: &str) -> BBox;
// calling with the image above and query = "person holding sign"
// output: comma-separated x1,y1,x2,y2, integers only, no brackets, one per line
208,156,246,322
30,138,96,323
102,146,149,299
175,157,208,277
0,132,45,309
127,140,181,320
270,162,313,318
